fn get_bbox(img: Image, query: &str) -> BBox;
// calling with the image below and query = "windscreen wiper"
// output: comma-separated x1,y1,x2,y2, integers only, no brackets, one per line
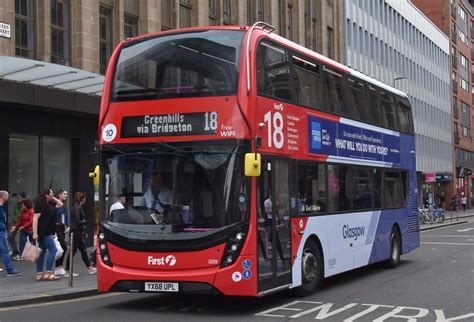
114,88,165,100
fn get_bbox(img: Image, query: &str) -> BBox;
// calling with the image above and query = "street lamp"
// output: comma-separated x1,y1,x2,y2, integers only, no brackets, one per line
393,76,407,87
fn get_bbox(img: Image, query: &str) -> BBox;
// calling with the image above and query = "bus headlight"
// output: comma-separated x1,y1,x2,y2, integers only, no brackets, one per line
98,228,112,267
220,226,248,268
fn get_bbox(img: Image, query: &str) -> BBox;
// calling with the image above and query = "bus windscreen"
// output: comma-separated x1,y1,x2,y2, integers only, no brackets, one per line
102,143,250,239
112,30,245,101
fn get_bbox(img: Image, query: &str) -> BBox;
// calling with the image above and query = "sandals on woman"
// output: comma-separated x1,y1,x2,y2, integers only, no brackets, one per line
37,271,60,281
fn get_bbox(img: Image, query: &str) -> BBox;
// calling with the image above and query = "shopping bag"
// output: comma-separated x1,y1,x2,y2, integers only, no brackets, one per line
22,237,42,263
53,236,64,260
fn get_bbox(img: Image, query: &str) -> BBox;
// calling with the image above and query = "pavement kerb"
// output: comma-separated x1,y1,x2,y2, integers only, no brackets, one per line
420,220,469,231
0,287,98,309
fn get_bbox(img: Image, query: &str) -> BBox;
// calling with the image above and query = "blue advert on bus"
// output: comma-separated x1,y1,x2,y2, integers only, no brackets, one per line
308,115,400,165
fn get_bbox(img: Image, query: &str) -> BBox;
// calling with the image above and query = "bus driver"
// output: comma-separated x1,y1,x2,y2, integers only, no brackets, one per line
143,173,174,215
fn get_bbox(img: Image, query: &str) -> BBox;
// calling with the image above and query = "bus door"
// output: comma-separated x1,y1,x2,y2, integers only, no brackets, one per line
257,158,292,292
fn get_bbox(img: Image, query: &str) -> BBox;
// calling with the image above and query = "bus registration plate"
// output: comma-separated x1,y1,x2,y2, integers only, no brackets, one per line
144,282,179,292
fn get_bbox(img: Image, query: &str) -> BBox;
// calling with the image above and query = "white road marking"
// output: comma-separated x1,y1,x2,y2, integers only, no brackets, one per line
422,242,474,246
422,235,473,238
457,228,474,232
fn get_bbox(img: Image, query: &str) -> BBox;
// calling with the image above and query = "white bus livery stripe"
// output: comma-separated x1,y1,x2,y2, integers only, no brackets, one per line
339,117,400,137
326,156,393,168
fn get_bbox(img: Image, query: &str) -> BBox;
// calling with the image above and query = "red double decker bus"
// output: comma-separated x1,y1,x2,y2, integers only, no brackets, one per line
95,23,419,296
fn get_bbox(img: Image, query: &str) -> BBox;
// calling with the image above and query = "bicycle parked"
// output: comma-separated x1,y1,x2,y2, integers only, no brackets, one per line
418,205,445,225
419,207,432,224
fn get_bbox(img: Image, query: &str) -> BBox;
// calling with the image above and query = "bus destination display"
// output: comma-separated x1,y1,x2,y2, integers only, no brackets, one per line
121,112,218,138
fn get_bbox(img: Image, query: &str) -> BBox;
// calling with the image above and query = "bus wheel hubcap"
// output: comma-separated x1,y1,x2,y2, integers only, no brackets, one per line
302,250,317,283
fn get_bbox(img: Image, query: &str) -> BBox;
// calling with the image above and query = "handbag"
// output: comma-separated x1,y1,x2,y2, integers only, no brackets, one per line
22,237,42,263
53,235,64,260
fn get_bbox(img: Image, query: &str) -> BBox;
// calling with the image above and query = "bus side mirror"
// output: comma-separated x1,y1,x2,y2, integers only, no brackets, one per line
88,165,100,187
245,153,261,177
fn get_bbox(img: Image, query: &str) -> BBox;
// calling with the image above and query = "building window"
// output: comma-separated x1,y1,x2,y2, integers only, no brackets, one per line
452,46,457,69
327,26,334,59
99,6,112,75
278,0,284,36
453,97,459,119
258,0,264,21
51,0,69,65
452,21,457,43
452,71,458,93
459,7,466,22
161,0,172,30
124,15,138,38
459,29,468,44
209,0,218,25
15,0,35,58
312,18,317,51
223,0,232,24
462,101,469,115
462,125,469,137
460,53,468,69
287,1,293,41
179,0,192,28
8,134,71,205
460,77,468,91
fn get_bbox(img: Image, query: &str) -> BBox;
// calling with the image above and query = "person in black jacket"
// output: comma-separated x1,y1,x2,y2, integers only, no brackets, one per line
65,192,96,276
33,188,63,281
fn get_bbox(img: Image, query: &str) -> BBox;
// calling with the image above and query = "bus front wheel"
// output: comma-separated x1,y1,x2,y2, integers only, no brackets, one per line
294,239,323,297
384,227,401,268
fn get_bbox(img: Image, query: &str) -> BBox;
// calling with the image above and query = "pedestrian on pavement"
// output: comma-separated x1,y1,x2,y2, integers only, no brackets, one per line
0,190,23,277
451,196,458,212
65,192,96,276
54,189,69,276
461,194,467,212
7,192,26,259
10,199,34,259
33,188,63,281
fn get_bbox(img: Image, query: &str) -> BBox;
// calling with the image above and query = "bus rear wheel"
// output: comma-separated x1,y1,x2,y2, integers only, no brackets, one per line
294,239,322,297
384,227,401,268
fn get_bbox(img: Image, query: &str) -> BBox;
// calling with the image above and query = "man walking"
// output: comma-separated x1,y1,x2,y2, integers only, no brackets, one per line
0,190,23,277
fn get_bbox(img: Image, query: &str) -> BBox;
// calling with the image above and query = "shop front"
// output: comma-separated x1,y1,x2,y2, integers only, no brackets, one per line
418,172,453,210
0,57,103,245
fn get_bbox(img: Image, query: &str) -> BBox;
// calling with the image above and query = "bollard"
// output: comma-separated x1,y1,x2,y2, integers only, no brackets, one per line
69,232,74,287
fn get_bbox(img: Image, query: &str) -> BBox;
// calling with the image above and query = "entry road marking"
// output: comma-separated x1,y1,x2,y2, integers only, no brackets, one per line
457,228,474,232
0,293,125,312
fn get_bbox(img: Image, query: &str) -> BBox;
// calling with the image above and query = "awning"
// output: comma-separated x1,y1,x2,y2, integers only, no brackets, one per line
0,56,105,96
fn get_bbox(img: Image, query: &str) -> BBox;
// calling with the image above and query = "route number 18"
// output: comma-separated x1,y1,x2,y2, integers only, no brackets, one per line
264,111,284,149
